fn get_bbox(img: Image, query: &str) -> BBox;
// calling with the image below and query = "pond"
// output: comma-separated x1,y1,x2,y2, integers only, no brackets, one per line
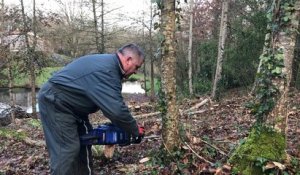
0,81,145,113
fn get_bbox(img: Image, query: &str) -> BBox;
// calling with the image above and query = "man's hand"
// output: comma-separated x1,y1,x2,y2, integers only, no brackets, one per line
119,125,145,146
132,125,145,144
138,125,145,137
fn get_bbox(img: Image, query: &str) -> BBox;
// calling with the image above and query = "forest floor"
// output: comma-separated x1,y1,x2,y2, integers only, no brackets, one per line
0,88,299,175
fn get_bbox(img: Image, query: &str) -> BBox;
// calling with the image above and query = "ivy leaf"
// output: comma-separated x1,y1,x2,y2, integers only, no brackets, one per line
260,55,270,62
266,13,273,22
275,53,284,61
271,67,282,74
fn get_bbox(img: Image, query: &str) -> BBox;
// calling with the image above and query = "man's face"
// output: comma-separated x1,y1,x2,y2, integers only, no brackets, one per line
124,56,144,79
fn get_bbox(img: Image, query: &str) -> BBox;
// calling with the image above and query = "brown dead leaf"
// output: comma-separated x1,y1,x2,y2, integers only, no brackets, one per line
182,157,189,164
273,162,286,170
222,164,232,171
104,145,115,159
265,162,276,169
265,161,285,170
25,156,34,167
215,167,222,175
182,145,189,150
139,157,150,163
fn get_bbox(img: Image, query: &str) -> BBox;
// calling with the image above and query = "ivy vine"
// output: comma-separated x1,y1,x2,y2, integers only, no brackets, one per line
246,0,296,126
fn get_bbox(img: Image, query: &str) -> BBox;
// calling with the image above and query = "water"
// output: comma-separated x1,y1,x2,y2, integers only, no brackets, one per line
121,81,145,94
0,81,145,113
0,88,33,111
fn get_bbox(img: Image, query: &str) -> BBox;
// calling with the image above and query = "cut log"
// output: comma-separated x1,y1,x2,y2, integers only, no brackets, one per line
184,98,209,113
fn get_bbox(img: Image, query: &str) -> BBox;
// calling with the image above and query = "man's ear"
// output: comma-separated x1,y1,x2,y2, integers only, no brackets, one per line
127,56,132,61
125,56,133,65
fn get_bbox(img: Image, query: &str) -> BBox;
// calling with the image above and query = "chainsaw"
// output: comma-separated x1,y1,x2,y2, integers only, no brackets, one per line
80,123,140,146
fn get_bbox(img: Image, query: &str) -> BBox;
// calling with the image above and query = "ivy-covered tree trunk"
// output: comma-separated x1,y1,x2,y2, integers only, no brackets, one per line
160,0,180,151
211,0,228,100
230,1,300,174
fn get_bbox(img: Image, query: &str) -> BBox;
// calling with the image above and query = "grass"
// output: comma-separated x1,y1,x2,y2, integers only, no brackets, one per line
0,128,27,140
1,67,62,87
129,73,160,94
2,67,160,94
36,67,62,86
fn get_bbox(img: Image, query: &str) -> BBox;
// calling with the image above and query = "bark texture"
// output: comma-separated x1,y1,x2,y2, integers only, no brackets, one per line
211,0,229,100
160,0,180,151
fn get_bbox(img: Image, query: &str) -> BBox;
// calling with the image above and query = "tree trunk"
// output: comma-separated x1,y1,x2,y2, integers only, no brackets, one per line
92,0,101,53
149,1,155,101
271,2,300,133
188,0,194,95
32,0,37,118
290,33,300,88
229,1,300,174
142,13,147,97
211,0,228,100
8,54,15,123
160,0,180,151
101,0,105,53
0,0,14,123
20,0,37,118
251,29,273,94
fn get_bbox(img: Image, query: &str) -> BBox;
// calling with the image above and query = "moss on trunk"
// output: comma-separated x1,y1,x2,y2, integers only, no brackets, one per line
229,126,286,174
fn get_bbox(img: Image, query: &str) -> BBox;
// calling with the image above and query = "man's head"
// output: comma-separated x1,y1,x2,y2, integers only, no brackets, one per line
117,43,144,79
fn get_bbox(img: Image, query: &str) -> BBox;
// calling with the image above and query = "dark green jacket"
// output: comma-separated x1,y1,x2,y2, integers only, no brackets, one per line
49,54,139,137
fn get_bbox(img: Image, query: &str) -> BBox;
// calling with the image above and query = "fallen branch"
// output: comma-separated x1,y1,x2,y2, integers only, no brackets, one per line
184,141,214,166
135,111,161,119
23,137,45,147
184,98,210,113
98,99,209,123
186,109,207,115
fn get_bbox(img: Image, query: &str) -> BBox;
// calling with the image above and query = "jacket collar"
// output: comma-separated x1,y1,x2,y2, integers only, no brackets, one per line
116,53,125,77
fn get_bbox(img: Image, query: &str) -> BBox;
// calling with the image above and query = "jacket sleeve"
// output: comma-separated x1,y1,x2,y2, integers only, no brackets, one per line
86,70,139,137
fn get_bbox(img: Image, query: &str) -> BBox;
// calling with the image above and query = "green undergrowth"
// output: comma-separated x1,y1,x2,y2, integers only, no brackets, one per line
26,118,42,129
0,128,27,140
229,126,286,174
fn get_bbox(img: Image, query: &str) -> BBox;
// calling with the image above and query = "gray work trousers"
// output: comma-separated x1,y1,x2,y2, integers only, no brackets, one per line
38,82,93,175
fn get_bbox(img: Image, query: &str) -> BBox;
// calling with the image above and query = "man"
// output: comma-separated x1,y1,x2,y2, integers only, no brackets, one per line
38,43,145,175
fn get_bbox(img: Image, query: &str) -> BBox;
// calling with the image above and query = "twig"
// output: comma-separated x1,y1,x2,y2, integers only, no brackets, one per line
186,109,207,115
199,138,227,156
183,141,214,166
144,135,161,140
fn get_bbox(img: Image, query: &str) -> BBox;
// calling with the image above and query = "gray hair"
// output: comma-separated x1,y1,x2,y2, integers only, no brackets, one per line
118,43,144,60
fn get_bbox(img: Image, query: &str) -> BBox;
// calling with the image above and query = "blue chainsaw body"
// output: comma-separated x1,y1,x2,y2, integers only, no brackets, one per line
80,124,130,145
